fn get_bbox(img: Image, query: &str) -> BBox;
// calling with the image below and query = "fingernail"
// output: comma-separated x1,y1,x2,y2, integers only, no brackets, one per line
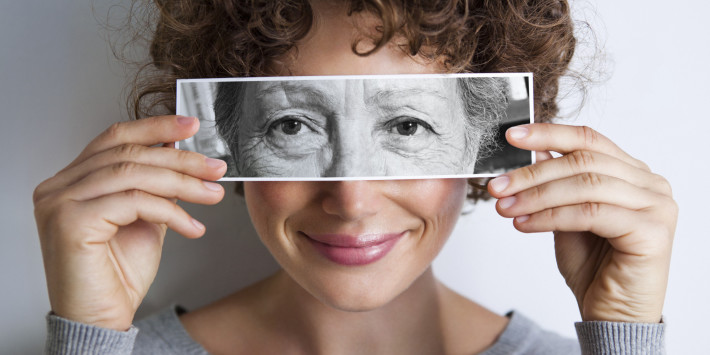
203,181,222,192
205,158,226,169
489,176,510,193
515,215,530,223
177,116,195,125
508,126,529,139
499,196,516,209
192,218,205,230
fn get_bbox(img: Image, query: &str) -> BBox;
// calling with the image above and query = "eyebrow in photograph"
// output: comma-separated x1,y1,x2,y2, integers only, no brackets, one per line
366,87,449,107
255,82,337,111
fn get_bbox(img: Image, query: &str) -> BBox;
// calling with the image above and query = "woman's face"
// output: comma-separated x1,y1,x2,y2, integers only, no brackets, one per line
243,1,468,311
236,78,475,177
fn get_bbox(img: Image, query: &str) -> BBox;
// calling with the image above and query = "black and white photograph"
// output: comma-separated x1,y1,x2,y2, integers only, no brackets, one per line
177,74,533,180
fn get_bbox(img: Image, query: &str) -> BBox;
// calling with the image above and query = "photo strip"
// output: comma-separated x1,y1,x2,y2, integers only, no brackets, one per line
177,73,534,181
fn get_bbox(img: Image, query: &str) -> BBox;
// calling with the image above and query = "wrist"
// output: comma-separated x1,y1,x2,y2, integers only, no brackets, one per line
582,307,663,324
51,308,134,332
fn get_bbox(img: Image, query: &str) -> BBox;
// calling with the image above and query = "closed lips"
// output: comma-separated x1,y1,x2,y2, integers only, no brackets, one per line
303,232,404,248
301,232,406,266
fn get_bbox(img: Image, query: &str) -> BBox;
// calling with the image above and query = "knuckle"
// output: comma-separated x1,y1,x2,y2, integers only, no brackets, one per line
39,199,79,239
581,202,602,219
32,179,51,204
577,125,600,149
635,158,651,172
546,207,559,221
529,184,545,201
579,172,604,188
567,150,596,172
104,122,124,141
34,184,66,220
123,189,146,203
111,161,139,177
659,196,679,218
115,144,142,162
175,149,195,166
641,216,675,250
652,174,673,196
519,164,543,183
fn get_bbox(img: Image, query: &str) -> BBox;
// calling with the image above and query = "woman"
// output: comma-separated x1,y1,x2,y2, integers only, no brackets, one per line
35,0,676,354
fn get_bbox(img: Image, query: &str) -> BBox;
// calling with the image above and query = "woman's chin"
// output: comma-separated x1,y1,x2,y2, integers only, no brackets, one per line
290,266,431,313
309,284,398,313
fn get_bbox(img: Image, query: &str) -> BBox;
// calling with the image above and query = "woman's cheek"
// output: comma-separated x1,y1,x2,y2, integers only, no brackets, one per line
244,181,313,226
399,179,468,219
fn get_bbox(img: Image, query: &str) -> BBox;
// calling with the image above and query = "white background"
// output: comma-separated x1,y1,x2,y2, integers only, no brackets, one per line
1,1,708,353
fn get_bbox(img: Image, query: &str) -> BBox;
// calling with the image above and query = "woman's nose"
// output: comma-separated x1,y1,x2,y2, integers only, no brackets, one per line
321,181,383,221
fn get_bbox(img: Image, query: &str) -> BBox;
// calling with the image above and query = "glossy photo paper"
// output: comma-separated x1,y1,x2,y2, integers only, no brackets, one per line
177,73,534,181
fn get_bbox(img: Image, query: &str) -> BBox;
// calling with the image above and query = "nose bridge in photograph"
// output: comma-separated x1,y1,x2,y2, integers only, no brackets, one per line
327,81,381,177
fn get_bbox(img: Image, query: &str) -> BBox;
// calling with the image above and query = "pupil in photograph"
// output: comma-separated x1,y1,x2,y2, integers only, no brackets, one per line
281,119,301,135
397,121,418,136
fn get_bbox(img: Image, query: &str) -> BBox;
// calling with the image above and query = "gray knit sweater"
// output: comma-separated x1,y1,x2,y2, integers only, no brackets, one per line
45,306,665,354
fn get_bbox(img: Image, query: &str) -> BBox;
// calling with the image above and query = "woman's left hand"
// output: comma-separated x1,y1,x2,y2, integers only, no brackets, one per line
488,123,677,323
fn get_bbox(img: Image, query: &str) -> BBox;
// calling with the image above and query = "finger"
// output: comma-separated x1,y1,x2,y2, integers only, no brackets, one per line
511,203,671,255
65,116,199,170
495,173,662,218
75,190,206,240
488,150,669,198
36,145,226,199
506,123,649,171
61,162,224,204
513,203,634,238
536,151,554,162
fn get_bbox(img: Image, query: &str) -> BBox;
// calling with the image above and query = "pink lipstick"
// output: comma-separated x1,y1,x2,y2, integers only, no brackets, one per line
302,232,405,266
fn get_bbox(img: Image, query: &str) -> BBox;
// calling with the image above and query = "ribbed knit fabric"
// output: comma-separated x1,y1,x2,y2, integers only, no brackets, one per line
44,306,666,354
45,313,137,355
481,311,580,354
575,320,665,354
132,305,207,355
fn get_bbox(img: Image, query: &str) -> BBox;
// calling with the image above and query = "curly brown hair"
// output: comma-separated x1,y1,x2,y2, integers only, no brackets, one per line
122,0,579,199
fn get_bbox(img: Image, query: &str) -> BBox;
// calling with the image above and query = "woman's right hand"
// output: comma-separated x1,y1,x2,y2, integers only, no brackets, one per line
33,115,226,331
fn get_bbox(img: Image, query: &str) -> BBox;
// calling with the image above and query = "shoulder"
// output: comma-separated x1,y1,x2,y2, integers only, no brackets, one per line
481,311,580,355
133,305,208,355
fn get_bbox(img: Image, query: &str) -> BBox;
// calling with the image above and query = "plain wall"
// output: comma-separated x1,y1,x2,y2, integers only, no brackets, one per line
1,1,708,353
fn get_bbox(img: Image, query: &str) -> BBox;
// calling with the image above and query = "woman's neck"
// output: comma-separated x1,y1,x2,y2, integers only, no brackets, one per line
181,268,508,355
265,268,445,354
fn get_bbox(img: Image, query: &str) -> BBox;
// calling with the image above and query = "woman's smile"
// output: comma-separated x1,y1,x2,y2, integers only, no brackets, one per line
244,179,468,310
300,231,407,266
